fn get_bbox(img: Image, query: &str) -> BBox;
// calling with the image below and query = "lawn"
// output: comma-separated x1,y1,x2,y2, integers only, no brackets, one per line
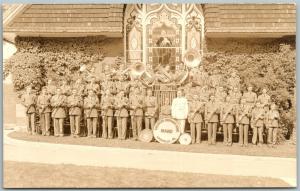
9,131,296,158
3,161,290,188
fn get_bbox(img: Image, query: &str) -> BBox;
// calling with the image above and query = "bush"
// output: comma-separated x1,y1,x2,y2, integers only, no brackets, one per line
4,37,106,96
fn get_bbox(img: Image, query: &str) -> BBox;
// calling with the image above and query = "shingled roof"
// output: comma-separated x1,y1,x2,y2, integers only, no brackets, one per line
3,4,124,38
203,4,296,37
4,4,296,39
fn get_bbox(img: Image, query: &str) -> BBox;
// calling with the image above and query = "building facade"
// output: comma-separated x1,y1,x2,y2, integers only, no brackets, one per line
3,4,296,127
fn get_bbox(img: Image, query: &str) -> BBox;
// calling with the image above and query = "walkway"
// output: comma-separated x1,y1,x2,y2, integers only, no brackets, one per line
3,129,297,187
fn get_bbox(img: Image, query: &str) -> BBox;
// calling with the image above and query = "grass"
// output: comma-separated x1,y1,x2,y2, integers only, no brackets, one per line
3,161,290,188
9,131,296,158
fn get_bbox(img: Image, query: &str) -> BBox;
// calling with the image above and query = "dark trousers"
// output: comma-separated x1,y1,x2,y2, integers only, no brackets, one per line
145,117,155,130
40,112,50,135
239,124,249,145
207,122,217,144
27,113,36,134
102,116,113,139
87,117,97,137
190,122,202,143
70,115,81,136
223,123,233,144
54,118,64,136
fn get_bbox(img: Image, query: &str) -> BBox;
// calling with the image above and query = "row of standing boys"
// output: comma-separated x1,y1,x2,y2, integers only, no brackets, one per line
21,76,280,146
21,77,160,141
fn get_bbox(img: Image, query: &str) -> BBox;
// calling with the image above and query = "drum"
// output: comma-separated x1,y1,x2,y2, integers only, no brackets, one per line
153,118,181,144
179,133,192,145
138,129,153,143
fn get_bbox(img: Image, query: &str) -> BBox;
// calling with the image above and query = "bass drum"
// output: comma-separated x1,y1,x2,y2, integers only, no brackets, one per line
153,118,181,144
179,133,192,145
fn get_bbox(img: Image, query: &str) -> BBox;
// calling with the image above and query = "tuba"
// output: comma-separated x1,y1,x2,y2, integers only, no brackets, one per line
130,62,145,78
183,49,202,68
126,62,155,86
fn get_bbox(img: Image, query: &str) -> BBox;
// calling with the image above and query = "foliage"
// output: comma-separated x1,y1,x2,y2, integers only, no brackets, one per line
4,37,105,95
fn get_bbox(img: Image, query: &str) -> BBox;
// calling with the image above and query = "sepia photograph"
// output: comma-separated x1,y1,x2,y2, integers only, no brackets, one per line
2,2,297,188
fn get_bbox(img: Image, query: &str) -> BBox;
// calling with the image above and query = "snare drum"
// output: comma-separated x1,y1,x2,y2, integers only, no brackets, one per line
139,129,153,143
179,133,192,145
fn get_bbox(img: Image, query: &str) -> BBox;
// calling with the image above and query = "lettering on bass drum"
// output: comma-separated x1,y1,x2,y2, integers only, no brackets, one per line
153,118,181,144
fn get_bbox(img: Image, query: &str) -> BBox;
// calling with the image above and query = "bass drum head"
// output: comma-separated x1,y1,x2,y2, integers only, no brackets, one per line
153,118,181,144
179,133,192,145
138,129,154,143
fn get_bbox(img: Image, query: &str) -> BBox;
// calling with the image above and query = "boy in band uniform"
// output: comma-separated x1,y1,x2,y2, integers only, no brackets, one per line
160,97,171,119
229,87,242,104
145,89,158,130
236,98,252,146
266,103,280,147
242,86,257,105
130,88,144,140
101,89,115,139
84,89,100,138
37,87,52,136
67,89,83,137
60,80,71,96
115,91,129,140
257,88,271,112
85,77,100,96
220,96,236,146
251,102,266,146
21,86,37,134
46,79,56,96
205,95,220,145
51,88,67,137
72,78,85,97
188,94,205,144
215,86,227,103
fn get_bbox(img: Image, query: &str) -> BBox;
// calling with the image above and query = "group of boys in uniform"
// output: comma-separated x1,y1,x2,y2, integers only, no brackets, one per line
185,85,280,147
21,67,280,147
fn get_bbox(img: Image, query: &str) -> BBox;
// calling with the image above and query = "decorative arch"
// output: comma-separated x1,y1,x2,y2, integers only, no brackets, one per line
124,4,205,68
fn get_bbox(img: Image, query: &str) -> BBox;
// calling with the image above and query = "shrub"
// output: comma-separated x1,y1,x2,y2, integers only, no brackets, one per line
5,37,105,96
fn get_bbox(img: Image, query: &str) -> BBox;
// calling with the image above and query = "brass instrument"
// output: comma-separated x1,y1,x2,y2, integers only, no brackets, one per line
131,62,145,77
124,62,155,86
183,49,202,68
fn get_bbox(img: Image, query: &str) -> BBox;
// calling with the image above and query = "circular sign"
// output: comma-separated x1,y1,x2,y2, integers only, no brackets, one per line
138,129,153,143
179,133,192,145
153,118,181,144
